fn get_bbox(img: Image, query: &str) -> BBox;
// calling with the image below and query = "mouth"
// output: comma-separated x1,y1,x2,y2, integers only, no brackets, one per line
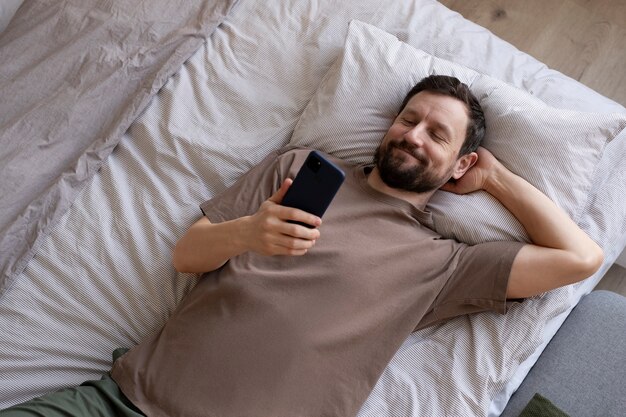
390,143,414,157
392,143,425,164
397,147,416,159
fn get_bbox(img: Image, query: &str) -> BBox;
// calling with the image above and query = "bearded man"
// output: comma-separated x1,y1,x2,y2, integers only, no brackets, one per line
2,75,602,417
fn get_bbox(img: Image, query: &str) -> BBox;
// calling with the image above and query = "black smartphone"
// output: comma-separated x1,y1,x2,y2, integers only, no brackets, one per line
281,150,346,227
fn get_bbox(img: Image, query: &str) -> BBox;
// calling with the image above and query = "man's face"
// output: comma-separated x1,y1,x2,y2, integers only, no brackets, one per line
375,91,470,194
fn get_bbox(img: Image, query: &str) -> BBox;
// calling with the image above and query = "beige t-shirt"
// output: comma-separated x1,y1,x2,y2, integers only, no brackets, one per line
111,147,524,417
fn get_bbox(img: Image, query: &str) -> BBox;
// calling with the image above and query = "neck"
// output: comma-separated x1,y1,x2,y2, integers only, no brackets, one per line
366,167,434,210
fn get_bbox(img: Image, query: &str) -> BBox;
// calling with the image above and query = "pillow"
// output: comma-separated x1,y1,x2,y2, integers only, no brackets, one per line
290,20,626,244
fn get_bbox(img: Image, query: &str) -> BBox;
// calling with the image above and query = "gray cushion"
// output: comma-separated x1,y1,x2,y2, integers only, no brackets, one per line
501,290,626,417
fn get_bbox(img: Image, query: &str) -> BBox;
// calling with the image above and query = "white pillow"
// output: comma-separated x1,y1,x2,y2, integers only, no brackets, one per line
290,20,626,244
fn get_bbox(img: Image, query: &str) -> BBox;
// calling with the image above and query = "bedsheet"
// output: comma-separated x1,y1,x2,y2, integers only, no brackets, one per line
0,0,239,299
0,0,22,33
1,0,625,415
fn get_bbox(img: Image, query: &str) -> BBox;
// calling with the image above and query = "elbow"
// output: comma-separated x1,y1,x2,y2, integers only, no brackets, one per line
172,240,221,274
576,244,604,281
172,242,187,273
588,245,605,275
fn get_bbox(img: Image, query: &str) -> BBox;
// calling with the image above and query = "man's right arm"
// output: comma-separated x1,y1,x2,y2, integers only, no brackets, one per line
172,179,322,274
441,147,603,299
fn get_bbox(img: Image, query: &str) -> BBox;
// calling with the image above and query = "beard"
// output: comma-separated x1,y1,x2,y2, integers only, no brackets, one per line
373,140,453,194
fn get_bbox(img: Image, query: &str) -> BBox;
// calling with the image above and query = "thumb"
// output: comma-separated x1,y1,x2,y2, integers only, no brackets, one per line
268,178,293,204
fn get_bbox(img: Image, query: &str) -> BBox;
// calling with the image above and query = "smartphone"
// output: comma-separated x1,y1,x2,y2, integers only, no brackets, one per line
281,150,346,227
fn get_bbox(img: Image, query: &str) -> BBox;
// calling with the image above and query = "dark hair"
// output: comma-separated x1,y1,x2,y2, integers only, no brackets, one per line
398,75,485,155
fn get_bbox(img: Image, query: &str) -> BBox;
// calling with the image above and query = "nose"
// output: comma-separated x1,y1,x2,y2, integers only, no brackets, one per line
402,122,427,147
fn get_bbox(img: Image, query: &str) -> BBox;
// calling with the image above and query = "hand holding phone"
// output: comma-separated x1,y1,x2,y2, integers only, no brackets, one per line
244,151,344,257
281,151,345,228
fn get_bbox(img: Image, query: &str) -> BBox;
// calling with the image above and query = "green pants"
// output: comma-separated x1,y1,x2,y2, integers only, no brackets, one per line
0,349,144,417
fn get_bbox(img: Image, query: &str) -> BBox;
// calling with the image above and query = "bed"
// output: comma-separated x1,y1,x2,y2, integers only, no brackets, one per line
1,0,625,416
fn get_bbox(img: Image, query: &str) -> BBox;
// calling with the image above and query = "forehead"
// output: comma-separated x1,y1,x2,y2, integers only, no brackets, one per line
401,91,469,140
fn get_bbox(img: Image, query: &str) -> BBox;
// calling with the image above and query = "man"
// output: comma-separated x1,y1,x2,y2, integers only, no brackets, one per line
1,75,603,416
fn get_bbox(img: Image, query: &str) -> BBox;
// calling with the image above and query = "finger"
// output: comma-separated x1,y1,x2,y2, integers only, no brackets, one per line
275,206,322,228
282,248,309,256
263,245,308,256
260,204,321,230
277,222,321,240
268,178,293,204
273,235,317,251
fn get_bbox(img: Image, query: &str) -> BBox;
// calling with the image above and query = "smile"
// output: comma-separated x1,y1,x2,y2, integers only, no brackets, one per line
393,145,426,165
393,146,417,159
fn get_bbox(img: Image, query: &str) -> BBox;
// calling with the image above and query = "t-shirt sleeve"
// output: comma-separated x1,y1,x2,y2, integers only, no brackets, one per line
415,240,525,331
199,147,310,223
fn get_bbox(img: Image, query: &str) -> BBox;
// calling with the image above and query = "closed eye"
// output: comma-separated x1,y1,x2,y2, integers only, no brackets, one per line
430,131,448,144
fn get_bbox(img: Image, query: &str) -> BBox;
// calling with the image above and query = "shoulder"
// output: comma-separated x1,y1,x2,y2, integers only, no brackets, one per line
276,145,346,163
277,145,357,170
269,146,314,178
275,145,314,157
246,146,313,176
271,145,312,165
274,145,354,176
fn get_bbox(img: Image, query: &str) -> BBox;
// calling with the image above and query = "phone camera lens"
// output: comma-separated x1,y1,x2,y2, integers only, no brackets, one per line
308,156,322,173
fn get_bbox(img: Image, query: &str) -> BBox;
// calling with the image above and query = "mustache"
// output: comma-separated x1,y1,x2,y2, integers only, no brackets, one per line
390,141,428,165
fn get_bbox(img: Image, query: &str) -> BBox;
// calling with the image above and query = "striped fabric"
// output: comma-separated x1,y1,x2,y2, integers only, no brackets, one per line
290,21,626,245
288,21,626,416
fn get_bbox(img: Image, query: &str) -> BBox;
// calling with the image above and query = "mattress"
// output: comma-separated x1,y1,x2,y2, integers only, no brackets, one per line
1,0,625,415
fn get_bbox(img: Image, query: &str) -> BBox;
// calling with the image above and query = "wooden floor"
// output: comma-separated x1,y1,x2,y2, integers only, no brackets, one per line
438,0,626,296
438,0,626,106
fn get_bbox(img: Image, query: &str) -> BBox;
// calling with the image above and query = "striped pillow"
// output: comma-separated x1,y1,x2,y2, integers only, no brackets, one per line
289,20,626,243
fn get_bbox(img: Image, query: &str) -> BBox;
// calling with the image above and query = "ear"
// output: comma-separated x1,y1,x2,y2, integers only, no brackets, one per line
451,152,478,180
